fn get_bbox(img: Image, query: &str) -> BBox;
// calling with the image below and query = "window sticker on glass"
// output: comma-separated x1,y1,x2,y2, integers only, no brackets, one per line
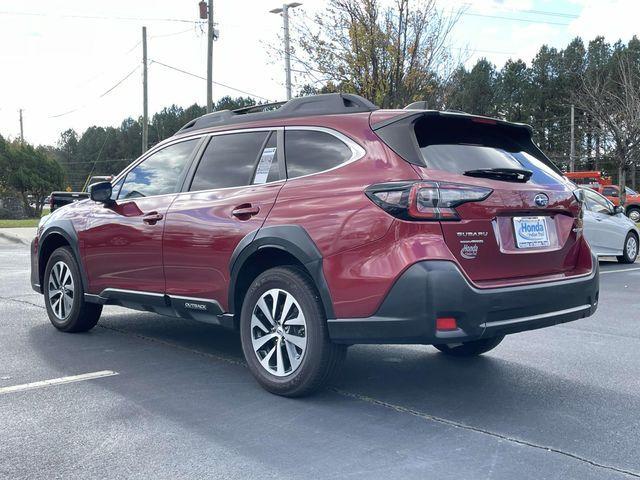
254,147,277,184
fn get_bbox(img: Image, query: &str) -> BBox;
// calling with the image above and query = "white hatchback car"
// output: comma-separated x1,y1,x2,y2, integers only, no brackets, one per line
582,187,639,263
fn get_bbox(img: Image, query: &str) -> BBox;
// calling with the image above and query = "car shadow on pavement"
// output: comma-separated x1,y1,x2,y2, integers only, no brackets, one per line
25,310,640,477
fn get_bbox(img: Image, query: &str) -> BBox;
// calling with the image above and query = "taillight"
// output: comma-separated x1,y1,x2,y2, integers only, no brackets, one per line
365,181,492,221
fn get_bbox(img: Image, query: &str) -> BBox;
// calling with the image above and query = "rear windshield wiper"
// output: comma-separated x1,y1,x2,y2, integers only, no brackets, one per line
463,168,533,183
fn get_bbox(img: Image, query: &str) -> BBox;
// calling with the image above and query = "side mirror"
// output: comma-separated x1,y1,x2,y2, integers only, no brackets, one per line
613,205,624,215
89,181,113,204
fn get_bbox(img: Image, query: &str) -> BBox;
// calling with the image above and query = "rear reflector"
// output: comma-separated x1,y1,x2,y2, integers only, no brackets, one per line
436,317,457,331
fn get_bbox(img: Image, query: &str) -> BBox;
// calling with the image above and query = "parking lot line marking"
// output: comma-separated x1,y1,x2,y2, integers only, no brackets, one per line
0,370,118,395
600,267,640,275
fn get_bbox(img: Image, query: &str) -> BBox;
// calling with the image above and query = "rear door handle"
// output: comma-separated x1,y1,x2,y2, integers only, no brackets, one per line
143,212,164,225
232,204,260,218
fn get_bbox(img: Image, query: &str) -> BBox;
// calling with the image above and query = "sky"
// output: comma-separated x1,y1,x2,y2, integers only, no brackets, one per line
0,0,639,147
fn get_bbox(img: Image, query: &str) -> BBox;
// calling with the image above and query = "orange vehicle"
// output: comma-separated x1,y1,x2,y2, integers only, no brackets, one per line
565,171,640,222
564,171,612,188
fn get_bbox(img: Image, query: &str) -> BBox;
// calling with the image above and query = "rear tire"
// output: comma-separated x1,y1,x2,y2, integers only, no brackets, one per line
239,266,345,397
44,247,102,333
617,232,638,264
433,335,505,357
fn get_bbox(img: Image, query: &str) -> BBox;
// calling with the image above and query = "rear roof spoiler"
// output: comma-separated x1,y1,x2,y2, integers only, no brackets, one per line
371,109,533,134
371,110,559,174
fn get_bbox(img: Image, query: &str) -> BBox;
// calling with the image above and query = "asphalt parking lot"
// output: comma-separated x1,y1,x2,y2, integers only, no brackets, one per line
1,242,639,480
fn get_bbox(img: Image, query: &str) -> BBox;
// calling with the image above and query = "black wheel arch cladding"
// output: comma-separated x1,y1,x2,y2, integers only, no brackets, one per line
38,220,89,293
228,225,335,319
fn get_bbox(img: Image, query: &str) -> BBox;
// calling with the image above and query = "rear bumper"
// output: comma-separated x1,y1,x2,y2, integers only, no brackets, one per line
327,258,599,344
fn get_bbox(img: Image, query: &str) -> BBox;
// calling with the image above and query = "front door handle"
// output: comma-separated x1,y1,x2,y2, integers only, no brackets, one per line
143,212,164,225
232,204,260,219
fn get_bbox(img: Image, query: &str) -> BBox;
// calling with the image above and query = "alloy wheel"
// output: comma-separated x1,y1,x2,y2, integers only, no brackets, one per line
629,210,640,222
251,288,307,377
627,236,638,260
48,261,75,320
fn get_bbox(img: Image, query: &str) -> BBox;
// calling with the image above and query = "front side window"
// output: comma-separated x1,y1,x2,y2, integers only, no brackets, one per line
118,139,198,199
190,131,270,191
285,130,352,179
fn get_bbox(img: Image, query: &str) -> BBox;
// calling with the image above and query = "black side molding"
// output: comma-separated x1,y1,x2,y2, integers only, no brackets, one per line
85,289,233,329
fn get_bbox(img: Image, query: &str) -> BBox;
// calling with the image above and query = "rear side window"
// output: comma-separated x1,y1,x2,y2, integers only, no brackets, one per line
602,186,618,197
414,116,565,186
118,139,198,199
285,130,352,179
191,131,269,191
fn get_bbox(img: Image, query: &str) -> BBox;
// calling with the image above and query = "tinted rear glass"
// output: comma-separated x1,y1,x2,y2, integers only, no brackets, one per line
190,131,269,191
414,116,565,186
285,130,352,178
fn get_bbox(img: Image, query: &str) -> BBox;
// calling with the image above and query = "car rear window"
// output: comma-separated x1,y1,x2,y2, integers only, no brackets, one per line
414,116,565,186
285,130,352,179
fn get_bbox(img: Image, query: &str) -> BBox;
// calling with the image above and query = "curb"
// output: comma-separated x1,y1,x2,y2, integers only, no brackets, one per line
0,231,30,246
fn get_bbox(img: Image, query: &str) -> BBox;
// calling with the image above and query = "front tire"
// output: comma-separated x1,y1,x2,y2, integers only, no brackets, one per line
44,247,102,332
617,232,638,264
627,207,640,223
239,266,345,397
433,335,505,357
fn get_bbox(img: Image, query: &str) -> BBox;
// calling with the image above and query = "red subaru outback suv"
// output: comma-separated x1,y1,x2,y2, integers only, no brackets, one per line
31,94,599,396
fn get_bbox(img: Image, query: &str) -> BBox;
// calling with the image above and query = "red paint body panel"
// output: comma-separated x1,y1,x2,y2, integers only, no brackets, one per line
410,165,584,283
263,119,412,258
81,195,176,293
162,182,283,307
324,220,453,317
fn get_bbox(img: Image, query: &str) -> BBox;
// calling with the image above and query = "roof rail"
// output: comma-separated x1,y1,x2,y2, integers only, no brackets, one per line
233,101,286,114
176,93,378,134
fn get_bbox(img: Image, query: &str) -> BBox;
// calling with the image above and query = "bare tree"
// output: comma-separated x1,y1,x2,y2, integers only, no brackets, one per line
291,0,461,108
576,53,640,200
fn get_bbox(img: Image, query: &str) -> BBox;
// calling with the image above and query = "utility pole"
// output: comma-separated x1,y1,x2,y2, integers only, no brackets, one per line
569,104,575,172
207,0,214,112
270,3,302,100
142,26,149,154
199,0,217,112
19,109,24,143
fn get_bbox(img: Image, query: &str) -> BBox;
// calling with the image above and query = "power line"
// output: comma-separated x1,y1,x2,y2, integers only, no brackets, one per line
100,66,140,98
0,10,202,24
150,27,197,39
150,60,271,101
458,2,579,20
518,9,578,19
48,65,140,118
462,12,570,26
